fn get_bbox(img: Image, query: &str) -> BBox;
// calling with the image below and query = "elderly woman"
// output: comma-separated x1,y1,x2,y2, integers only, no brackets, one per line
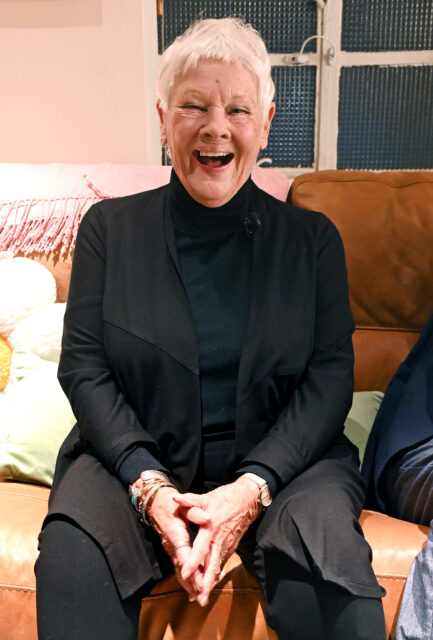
36,17,386,640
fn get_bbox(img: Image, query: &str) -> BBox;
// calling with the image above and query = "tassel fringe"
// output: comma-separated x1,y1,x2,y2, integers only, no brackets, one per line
0,195,107,256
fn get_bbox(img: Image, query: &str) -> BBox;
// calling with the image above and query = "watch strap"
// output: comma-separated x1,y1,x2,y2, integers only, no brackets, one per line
242,472,272,508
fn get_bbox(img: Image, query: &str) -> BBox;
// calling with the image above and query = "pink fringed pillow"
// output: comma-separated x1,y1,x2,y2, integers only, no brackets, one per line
0,164,172,256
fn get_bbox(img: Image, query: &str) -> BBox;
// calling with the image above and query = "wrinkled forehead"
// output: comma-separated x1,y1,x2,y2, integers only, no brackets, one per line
169,59,260,106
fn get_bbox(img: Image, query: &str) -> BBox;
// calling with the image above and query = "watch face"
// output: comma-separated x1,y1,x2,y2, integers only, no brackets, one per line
260,484,272,508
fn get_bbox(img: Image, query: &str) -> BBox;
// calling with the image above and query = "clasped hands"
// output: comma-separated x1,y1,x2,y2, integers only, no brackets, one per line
148,477,261,606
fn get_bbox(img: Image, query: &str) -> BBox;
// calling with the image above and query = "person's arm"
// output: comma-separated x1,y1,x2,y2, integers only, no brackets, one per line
59,203,206,598
58,203,164,475
239,215,354,487
117,447,167,486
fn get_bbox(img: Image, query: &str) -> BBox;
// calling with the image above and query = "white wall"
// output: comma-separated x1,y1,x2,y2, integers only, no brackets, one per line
0,0,157,163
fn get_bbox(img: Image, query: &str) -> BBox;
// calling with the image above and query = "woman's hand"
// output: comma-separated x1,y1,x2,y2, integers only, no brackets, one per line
148,486,209,601
173,477,261,606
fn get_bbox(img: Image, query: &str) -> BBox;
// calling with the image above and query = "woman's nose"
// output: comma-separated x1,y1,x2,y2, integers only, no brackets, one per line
199,107,230,140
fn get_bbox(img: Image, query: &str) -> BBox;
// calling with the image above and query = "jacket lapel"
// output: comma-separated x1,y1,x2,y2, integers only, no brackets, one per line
235,184,315,455
104,186,199,374
237,185,281,400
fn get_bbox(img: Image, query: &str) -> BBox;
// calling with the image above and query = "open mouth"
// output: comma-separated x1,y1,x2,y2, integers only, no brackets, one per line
194,150,234,168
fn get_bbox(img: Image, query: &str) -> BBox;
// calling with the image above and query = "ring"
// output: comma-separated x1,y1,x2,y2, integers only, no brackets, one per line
173,542,190,553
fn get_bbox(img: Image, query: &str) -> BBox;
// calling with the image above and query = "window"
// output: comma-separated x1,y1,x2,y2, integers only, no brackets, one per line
143,0,433,176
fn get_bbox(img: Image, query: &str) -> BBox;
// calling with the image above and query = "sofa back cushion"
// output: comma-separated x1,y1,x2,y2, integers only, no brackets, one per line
290,170,433,391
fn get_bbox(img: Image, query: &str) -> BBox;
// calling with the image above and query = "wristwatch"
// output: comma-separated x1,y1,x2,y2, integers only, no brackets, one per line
242,472,272,509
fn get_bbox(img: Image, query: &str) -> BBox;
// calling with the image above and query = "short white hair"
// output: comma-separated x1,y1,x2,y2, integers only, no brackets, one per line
156,17,275,121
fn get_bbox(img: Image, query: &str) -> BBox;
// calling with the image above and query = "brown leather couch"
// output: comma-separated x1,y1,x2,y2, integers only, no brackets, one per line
1,169,432,640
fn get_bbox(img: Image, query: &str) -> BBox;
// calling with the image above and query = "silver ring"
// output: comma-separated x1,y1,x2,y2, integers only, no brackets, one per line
173,542,190,553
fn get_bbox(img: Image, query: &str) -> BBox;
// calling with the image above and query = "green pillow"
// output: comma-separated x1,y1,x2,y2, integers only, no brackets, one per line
0,349,75,486
344,391,384,465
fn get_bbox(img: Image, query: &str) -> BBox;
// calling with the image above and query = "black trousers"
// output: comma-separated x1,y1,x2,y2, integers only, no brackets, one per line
36,518,386,640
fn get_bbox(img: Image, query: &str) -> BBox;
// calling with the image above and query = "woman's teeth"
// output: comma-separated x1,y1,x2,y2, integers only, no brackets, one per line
196,151,234,166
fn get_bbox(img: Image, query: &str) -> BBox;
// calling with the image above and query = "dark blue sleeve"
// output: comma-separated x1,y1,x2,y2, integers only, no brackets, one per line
117,446,170,487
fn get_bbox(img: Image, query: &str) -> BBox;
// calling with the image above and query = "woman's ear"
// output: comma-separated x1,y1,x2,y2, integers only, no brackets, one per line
156,100,168,146
260,102,276,150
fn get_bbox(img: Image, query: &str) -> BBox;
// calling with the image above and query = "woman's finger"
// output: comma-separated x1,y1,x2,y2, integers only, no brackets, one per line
172,544,202,600
173,541,191,556
172,493,206,508
197,545,222,606
181,505,211,525
181,527,213,580
173,493,211,524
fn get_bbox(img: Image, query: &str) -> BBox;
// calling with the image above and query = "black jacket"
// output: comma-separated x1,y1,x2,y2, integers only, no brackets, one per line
363,310,433,511
47,180,358,598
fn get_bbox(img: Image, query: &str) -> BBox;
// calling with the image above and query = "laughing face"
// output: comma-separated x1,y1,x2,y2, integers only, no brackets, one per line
157,60,275,207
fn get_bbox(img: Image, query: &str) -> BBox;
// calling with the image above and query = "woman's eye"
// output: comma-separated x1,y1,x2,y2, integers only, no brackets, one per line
183,104,206,111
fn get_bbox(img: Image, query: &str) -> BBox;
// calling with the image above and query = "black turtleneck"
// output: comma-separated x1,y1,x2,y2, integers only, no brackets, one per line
118,171,278,496
169,172,252,484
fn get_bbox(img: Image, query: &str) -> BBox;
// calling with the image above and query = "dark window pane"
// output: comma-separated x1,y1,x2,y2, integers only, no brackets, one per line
338,65,433,169
159,0,317,54
260,65,316,168
342,0,433,52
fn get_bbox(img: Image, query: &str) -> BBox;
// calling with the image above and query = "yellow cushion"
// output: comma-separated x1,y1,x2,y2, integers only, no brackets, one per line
0,336,12,392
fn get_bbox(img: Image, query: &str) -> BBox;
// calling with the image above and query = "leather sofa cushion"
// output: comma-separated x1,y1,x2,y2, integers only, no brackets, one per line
0,482,46,640
290,170,433,333
290,171,433,391
353,328,419,392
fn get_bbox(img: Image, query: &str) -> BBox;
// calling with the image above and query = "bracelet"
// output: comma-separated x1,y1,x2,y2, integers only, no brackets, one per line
141,482,174,526
128,473,176,524
130,488,141,509
140,479,175,502
141,483,165,513
140,470,171,485
129,476,174,508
